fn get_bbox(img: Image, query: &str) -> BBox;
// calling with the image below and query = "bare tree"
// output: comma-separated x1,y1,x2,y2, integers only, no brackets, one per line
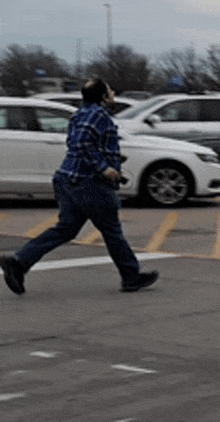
83,44,150,93
200,44,220,91
0,44,72,96
149,46,203,93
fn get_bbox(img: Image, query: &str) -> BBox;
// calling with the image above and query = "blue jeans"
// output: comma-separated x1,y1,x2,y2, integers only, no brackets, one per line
15,174,140,285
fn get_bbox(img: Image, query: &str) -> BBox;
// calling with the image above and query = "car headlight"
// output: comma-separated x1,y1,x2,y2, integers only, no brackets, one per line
196,153,220,163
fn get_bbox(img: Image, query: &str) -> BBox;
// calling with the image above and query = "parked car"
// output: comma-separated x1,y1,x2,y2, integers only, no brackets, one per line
116,94,176,119
0,97,77,199
115,92,220,143
31,92,139,116
119,91,152,100
0,98,219,207
119,133,220,206
31,91,83,107
185,135,220,159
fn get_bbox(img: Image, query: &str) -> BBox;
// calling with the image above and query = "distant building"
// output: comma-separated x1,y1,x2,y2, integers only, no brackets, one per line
34,77,78,93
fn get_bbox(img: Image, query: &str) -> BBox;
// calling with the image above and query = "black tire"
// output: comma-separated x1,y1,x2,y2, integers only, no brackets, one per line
140,163,191,207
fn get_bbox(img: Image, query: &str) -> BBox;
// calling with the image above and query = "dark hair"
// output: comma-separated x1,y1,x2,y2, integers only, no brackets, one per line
81,78,108,104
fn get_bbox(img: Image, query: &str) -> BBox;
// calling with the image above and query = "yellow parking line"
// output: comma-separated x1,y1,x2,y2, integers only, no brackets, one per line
73,211,127,245
0,213,11,234
210,212,220,259
23,213,59,238
76,228,102,245
144,212,179,253
0,213,11,221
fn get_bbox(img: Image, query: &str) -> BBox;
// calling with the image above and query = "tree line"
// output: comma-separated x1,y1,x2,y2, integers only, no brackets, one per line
1,42,220,96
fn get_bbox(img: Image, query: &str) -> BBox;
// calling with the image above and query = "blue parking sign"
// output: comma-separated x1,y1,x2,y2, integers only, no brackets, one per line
35,69,47,76
170,76,183,86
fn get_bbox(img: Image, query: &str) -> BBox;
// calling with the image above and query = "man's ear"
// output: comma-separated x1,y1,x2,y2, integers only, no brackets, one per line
102,93,108,101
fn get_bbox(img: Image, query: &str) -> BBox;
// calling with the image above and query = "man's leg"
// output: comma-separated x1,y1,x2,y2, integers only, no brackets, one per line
15,179,87,272
0,177,87,293
84,182,158,291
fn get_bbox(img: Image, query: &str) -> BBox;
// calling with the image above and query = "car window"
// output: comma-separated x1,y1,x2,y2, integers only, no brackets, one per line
106,102,129,115
7,107,41,131
117,97,165,119
200,100,220,121
154,100,200,122
0,108,7,128
35,108,72,133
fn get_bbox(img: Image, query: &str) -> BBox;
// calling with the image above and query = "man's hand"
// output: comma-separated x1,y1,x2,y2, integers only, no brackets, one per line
120,154,128,163
103,167,120,182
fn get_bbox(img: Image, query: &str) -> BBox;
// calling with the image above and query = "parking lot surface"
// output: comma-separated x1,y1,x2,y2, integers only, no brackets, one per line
1,199,220,421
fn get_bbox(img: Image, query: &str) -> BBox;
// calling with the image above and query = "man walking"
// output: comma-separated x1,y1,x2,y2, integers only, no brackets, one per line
0,78,159,294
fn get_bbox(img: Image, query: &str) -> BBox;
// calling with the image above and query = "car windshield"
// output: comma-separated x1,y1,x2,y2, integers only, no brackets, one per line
116,96,167,119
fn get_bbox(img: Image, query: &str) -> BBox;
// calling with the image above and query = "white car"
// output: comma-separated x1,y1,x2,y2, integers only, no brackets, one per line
116,95,167,119
31,92,139,116
0,97,220,206
118,91,152,100
31,91,83,107
119,134,220,206
116,92,220,143
0,97,77,199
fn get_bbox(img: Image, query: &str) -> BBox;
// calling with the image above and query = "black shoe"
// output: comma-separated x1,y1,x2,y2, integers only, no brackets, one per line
0,256,25,295
120,271,159,292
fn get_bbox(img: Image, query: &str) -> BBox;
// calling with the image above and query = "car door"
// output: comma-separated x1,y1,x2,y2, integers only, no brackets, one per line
0,106,45,193
142,99,202,140
140,98,220,141
34,106,71,180
197,99,220,138
0,106,70,194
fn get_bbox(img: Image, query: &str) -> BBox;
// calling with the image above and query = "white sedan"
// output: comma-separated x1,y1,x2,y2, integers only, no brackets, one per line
0,97,77,199
119,134,220,206
115,93,220,145
31,92,139,116
0,97,220,206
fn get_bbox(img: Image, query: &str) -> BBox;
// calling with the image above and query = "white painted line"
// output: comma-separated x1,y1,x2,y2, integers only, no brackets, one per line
29,351,61,358
28,252,178,272
32,255,113,271
111,364,157,374
136,252,178,261
11,370,28,375
0,252,179,275
0,393,26,401
114,419,136,422
31,252,179,271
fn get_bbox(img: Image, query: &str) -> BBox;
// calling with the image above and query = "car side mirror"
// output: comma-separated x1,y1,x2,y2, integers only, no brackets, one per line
144,114,161,127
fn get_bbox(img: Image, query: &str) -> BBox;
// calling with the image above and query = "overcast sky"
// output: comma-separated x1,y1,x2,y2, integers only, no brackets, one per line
1,0,220,64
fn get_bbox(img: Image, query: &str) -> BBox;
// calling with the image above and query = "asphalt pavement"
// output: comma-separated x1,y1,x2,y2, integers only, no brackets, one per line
1,235,220,422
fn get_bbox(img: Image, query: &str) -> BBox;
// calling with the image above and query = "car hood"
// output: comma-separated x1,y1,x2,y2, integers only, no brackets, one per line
115,119,148,131
120,133,216,155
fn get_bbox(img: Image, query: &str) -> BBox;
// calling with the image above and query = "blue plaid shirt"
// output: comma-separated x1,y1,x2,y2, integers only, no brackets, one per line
57,103,121,189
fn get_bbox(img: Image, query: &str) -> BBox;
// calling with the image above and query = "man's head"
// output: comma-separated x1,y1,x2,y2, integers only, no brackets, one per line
81,78,114,104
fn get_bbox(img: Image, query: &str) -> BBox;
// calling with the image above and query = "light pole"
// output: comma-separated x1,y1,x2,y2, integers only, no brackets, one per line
103,4,112,48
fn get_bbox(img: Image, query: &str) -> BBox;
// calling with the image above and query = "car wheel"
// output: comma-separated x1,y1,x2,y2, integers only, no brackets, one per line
140,163,191,206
